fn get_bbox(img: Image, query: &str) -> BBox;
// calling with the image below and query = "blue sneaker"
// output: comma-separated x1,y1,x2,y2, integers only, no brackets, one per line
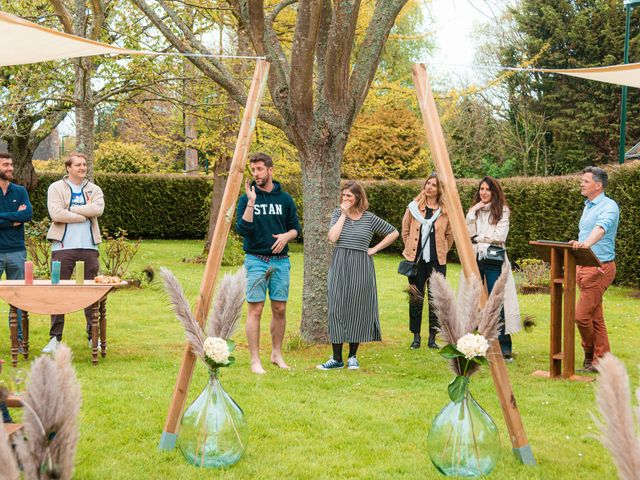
316,358,344,370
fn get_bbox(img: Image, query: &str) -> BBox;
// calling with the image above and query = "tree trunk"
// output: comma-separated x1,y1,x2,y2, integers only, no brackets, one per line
299,145,343,343
6,136,38,191
203,149,233,253
74,57,96,180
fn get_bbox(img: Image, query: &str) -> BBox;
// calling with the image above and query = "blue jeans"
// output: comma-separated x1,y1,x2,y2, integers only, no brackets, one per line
0,250,25,340
477,259,512,355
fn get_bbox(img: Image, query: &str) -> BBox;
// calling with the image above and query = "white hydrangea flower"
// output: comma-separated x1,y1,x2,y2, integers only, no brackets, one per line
456,333,490,360
203,336,230,365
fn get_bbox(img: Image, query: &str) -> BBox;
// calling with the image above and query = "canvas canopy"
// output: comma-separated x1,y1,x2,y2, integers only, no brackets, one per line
0,11,140,67
530,63,640,89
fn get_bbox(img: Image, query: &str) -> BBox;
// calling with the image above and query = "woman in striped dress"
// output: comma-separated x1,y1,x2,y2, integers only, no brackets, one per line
316,181,399,370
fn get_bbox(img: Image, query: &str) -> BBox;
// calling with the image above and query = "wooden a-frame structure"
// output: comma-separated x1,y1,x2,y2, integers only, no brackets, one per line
412,64,535,464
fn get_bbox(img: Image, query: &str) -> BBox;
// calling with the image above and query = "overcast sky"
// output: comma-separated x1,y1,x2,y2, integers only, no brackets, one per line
423,0,506,83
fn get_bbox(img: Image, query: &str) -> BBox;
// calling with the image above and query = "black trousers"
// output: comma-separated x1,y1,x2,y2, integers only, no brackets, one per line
408,260,446,335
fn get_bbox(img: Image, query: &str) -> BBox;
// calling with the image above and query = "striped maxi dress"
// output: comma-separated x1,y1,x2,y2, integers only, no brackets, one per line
327,209,397,343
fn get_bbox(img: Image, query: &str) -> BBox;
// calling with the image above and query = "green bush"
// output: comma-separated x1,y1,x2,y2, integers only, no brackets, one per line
31,172,212,238
95,141,159,174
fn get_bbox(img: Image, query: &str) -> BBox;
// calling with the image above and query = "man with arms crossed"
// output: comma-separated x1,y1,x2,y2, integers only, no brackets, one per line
0,153,32,350
570,166,619,373
43,152,104,353
236,153,300,374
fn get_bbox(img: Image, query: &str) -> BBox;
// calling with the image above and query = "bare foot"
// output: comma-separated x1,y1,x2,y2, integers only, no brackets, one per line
250,362,266,374
271,355,290,369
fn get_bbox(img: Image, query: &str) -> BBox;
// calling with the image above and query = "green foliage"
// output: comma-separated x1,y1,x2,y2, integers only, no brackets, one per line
94,141,159,174
24,218,51,279
497,0,640,170
101,228,142,278
515,258,550,289
31,172,212,239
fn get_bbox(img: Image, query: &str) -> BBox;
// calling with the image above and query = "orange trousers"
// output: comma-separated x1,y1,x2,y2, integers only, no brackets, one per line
576,262,616,362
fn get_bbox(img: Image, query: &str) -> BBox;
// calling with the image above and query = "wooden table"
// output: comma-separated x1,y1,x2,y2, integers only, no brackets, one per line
0,280,126,366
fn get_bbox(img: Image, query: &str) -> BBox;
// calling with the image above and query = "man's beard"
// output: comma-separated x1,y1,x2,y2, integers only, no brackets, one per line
0,171,12,181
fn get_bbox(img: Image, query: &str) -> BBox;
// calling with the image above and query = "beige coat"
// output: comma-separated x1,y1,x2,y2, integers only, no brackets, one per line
401,205,454,264
46,176,104,245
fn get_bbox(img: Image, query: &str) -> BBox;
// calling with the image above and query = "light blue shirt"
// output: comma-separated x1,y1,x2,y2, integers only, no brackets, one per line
578,192,619,262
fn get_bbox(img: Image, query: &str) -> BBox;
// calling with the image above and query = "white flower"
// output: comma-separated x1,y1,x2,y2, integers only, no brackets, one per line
456,333,490,360
203,337,230,365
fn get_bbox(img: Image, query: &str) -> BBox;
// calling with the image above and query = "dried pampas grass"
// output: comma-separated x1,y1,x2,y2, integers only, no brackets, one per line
12,344,82,480
429,265,509,375
160,267,205,358
161,266,246,365
208,267,247,340
0,417,20,480
593,353,640,480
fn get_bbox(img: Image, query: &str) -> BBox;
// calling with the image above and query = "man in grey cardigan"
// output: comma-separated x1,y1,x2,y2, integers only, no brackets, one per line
42,152,104,354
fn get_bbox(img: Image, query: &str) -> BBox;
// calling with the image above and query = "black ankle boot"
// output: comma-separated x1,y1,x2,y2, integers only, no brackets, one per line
427,332,439,349
410,333,421,349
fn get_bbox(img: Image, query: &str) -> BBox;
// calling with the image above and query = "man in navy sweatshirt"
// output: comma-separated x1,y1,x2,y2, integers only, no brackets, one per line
236,153,300,374
0,153,33,348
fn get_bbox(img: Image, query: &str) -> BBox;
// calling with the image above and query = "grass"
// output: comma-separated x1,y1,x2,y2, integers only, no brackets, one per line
2,240,639,479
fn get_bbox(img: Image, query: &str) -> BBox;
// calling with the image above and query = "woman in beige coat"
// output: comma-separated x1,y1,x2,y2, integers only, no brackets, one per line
401,173,454,349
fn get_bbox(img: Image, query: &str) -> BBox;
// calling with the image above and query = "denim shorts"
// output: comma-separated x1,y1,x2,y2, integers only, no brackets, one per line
244,254,291,303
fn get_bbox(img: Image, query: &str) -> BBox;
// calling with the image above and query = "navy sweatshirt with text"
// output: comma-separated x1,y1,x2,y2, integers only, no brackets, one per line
236,180,300,256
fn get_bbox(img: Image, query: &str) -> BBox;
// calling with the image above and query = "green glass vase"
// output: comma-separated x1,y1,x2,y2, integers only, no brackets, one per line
177,369,248,468
427,386,500,477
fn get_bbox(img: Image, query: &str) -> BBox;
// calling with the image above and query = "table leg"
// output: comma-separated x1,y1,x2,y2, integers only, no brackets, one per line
99,298,107,358
91,302,99,366
21,311,29,360
9,306,18,367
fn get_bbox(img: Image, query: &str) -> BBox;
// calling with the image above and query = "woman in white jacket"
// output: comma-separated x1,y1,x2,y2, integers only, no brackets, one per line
466,176,521,361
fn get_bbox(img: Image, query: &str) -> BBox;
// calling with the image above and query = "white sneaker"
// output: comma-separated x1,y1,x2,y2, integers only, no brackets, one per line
347,356,360,370
42,337,60,354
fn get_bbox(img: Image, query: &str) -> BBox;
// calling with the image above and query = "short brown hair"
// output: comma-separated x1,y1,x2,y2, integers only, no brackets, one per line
0,153,11,160
249,152,273,168
64,151,87,168
341,180,369,212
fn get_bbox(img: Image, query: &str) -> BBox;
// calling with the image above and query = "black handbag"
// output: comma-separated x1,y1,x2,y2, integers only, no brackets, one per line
481,246,506,266
398,260,418,277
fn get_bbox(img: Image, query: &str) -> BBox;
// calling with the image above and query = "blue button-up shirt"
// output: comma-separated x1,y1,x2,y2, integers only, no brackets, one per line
578,192,619,262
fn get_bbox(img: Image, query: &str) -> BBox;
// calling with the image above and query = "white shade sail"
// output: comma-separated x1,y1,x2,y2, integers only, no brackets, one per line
531,63,640,89
0,11,140,67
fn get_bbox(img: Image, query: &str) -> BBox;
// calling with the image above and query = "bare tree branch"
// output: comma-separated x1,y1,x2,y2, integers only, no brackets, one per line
348,0,407,122
289,2,322,131
50,0,74,33
323,0,361,113
314,0,332,99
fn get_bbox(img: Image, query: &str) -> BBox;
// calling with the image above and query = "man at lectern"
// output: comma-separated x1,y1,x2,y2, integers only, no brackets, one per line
569,166,619,373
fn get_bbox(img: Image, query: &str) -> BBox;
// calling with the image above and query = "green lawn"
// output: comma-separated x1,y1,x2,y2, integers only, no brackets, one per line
2,240,639,479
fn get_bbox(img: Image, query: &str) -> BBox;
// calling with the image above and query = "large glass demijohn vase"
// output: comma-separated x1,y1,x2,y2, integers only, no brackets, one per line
177,369,248,468
427,387,500,477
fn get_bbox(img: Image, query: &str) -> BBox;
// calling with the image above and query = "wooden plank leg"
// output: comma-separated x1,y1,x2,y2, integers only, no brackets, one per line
91,302,99,365
9,305,18,367
550,248,563,378
99,298,107,358
562,251,577,379
22,310,29,360
412,63,535,465
159,59,271,450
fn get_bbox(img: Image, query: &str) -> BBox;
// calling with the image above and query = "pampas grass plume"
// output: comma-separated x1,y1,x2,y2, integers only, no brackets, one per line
0,417,20,480
208,267,246,340
594,353,640,480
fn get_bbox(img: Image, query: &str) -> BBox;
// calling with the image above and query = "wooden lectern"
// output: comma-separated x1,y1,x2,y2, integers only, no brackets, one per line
529,241,601,381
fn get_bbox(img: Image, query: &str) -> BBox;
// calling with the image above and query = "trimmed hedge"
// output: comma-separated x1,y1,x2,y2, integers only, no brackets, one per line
31,173,212,239
30,161,640,286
